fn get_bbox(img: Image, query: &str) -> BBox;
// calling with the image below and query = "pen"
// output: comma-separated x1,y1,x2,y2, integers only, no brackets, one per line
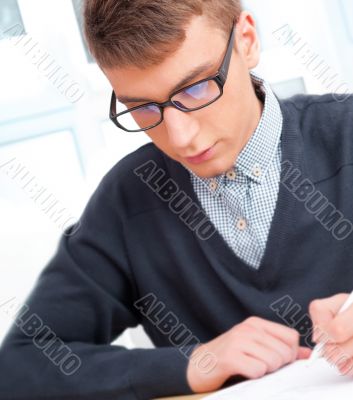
307,291,353,367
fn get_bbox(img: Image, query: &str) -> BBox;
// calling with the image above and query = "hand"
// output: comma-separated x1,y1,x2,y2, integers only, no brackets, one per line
309,293,353,376
186,316,311,393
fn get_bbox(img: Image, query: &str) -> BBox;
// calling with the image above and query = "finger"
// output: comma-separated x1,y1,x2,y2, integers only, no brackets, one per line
232,352,268,380
297,346,312,360
325,304,353,344
322,337,353,365
255,331,297,364
322,343,353,376
309,294,349,342
248,317,300,349
241,339,284,373
337,358,353,377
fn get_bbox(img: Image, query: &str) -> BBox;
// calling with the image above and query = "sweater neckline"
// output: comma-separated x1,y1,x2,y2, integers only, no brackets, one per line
163,99,302,290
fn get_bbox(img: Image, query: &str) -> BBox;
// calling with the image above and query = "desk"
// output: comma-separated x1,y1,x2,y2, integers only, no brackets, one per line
157,394,210,399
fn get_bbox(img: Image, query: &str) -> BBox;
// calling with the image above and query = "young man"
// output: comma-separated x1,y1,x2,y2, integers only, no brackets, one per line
1,0,353,399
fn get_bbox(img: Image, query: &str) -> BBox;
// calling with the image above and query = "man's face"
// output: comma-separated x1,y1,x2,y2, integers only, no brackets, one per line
103,13,262,178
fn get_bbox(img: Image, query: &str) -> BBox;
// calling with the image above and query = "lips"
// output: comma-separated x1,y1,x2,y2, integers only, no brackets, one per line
187,147,212,159
185,144,216,165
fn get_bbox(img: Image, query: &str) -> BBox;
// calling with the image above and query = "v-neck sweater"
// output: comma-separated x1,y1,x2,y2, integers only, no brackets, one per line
1,93,353,400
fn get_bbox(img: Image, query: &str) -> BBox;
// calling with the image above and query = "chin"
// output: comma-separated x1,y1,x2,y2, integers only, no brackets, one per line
189,161,231,179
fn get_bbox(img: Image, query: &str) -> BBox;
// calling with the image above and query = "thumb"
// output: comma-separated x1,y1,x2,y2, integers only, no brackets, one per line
296,346,312,360
309,294,349,342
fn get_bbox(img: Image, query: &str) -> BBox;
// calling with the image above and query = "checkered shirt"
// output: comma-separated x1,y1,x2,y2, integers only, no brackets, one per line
184,72,283,269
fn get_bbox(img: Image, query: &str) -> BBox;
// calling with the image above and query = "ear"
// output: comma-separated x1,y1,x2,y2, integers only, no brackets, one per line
234,11,261,69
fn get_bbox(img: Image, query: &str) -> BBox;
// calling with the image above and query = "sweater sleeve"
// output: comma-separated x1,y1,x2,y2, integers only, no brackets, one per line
0,172,196,400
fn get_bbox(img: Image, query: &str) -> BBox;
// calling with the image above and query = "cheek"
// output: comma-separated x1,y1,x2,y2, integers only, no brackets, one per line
218,86,252,136
208,94,237,134
146,126,175,154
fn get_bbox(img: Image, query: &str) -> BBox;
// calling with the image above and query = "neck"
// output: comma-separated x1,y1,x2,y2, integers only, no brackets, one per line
240,80,265,151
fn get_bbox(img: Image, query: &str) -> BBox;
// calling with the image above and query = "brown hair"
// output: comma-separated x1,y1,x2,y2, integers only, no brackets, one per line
83,0,242,69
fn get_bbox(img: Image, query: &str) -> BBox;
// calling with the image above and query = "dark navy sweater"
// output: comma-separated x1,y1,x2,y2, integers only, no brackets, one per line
1,93,353,400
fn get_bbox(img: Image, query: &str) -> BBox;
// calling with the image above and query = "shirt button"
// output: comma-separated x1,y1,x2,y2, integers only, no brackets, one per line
226,169,237,180
252,165,262,178
237,218,247,231
209,179,218,191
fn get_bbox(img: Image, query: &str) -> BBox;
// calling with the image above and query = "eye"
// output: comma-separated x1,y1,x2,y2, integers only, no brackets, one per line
183,81,209,100
134,104,160,114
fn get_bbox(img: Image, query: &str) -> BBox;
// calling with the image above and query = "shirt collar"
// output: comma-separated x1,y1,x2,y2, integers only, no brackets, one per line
184,71,283,196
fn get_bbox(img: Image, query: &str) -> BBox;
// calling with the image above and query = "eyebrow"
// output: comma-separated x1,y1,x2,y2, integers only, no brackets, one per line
117,61,216,104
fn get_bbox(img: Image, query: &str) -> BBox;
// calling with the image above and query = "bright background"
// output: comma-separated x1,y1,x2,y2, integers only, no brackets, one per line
1,0,353,347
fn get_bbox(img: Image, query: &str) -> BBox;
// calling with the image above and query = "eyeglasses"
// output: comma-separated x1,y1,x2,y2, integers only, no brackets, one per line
109,23,236,133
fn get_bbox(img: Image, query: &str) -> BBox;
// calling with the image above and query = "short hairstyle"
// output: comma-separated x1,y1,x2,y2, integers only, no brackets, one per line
83,0,243,69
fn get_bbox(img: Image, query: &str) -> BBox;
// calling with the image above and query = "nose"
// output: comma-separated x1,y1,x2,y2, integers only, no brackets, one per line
163,106,199,150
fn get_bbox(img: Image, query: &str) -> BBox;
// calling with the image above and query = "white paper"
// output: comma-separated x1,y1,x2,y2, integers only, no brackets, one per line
204,359,353,400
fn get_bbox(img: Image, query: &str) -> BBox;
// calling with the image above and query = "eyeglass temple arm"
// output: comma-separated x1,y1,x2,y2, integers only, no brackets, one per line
219,23,236,82
110,90,117,117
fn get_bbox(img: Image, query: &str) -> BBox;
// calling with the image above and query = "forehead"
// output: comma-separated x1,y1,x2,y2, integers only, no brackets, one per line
102,15,227,102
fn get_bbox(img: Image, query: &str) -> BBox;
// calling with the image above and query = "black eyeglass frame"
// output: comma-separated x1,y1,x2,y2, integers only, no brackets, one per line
109,22,236,133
